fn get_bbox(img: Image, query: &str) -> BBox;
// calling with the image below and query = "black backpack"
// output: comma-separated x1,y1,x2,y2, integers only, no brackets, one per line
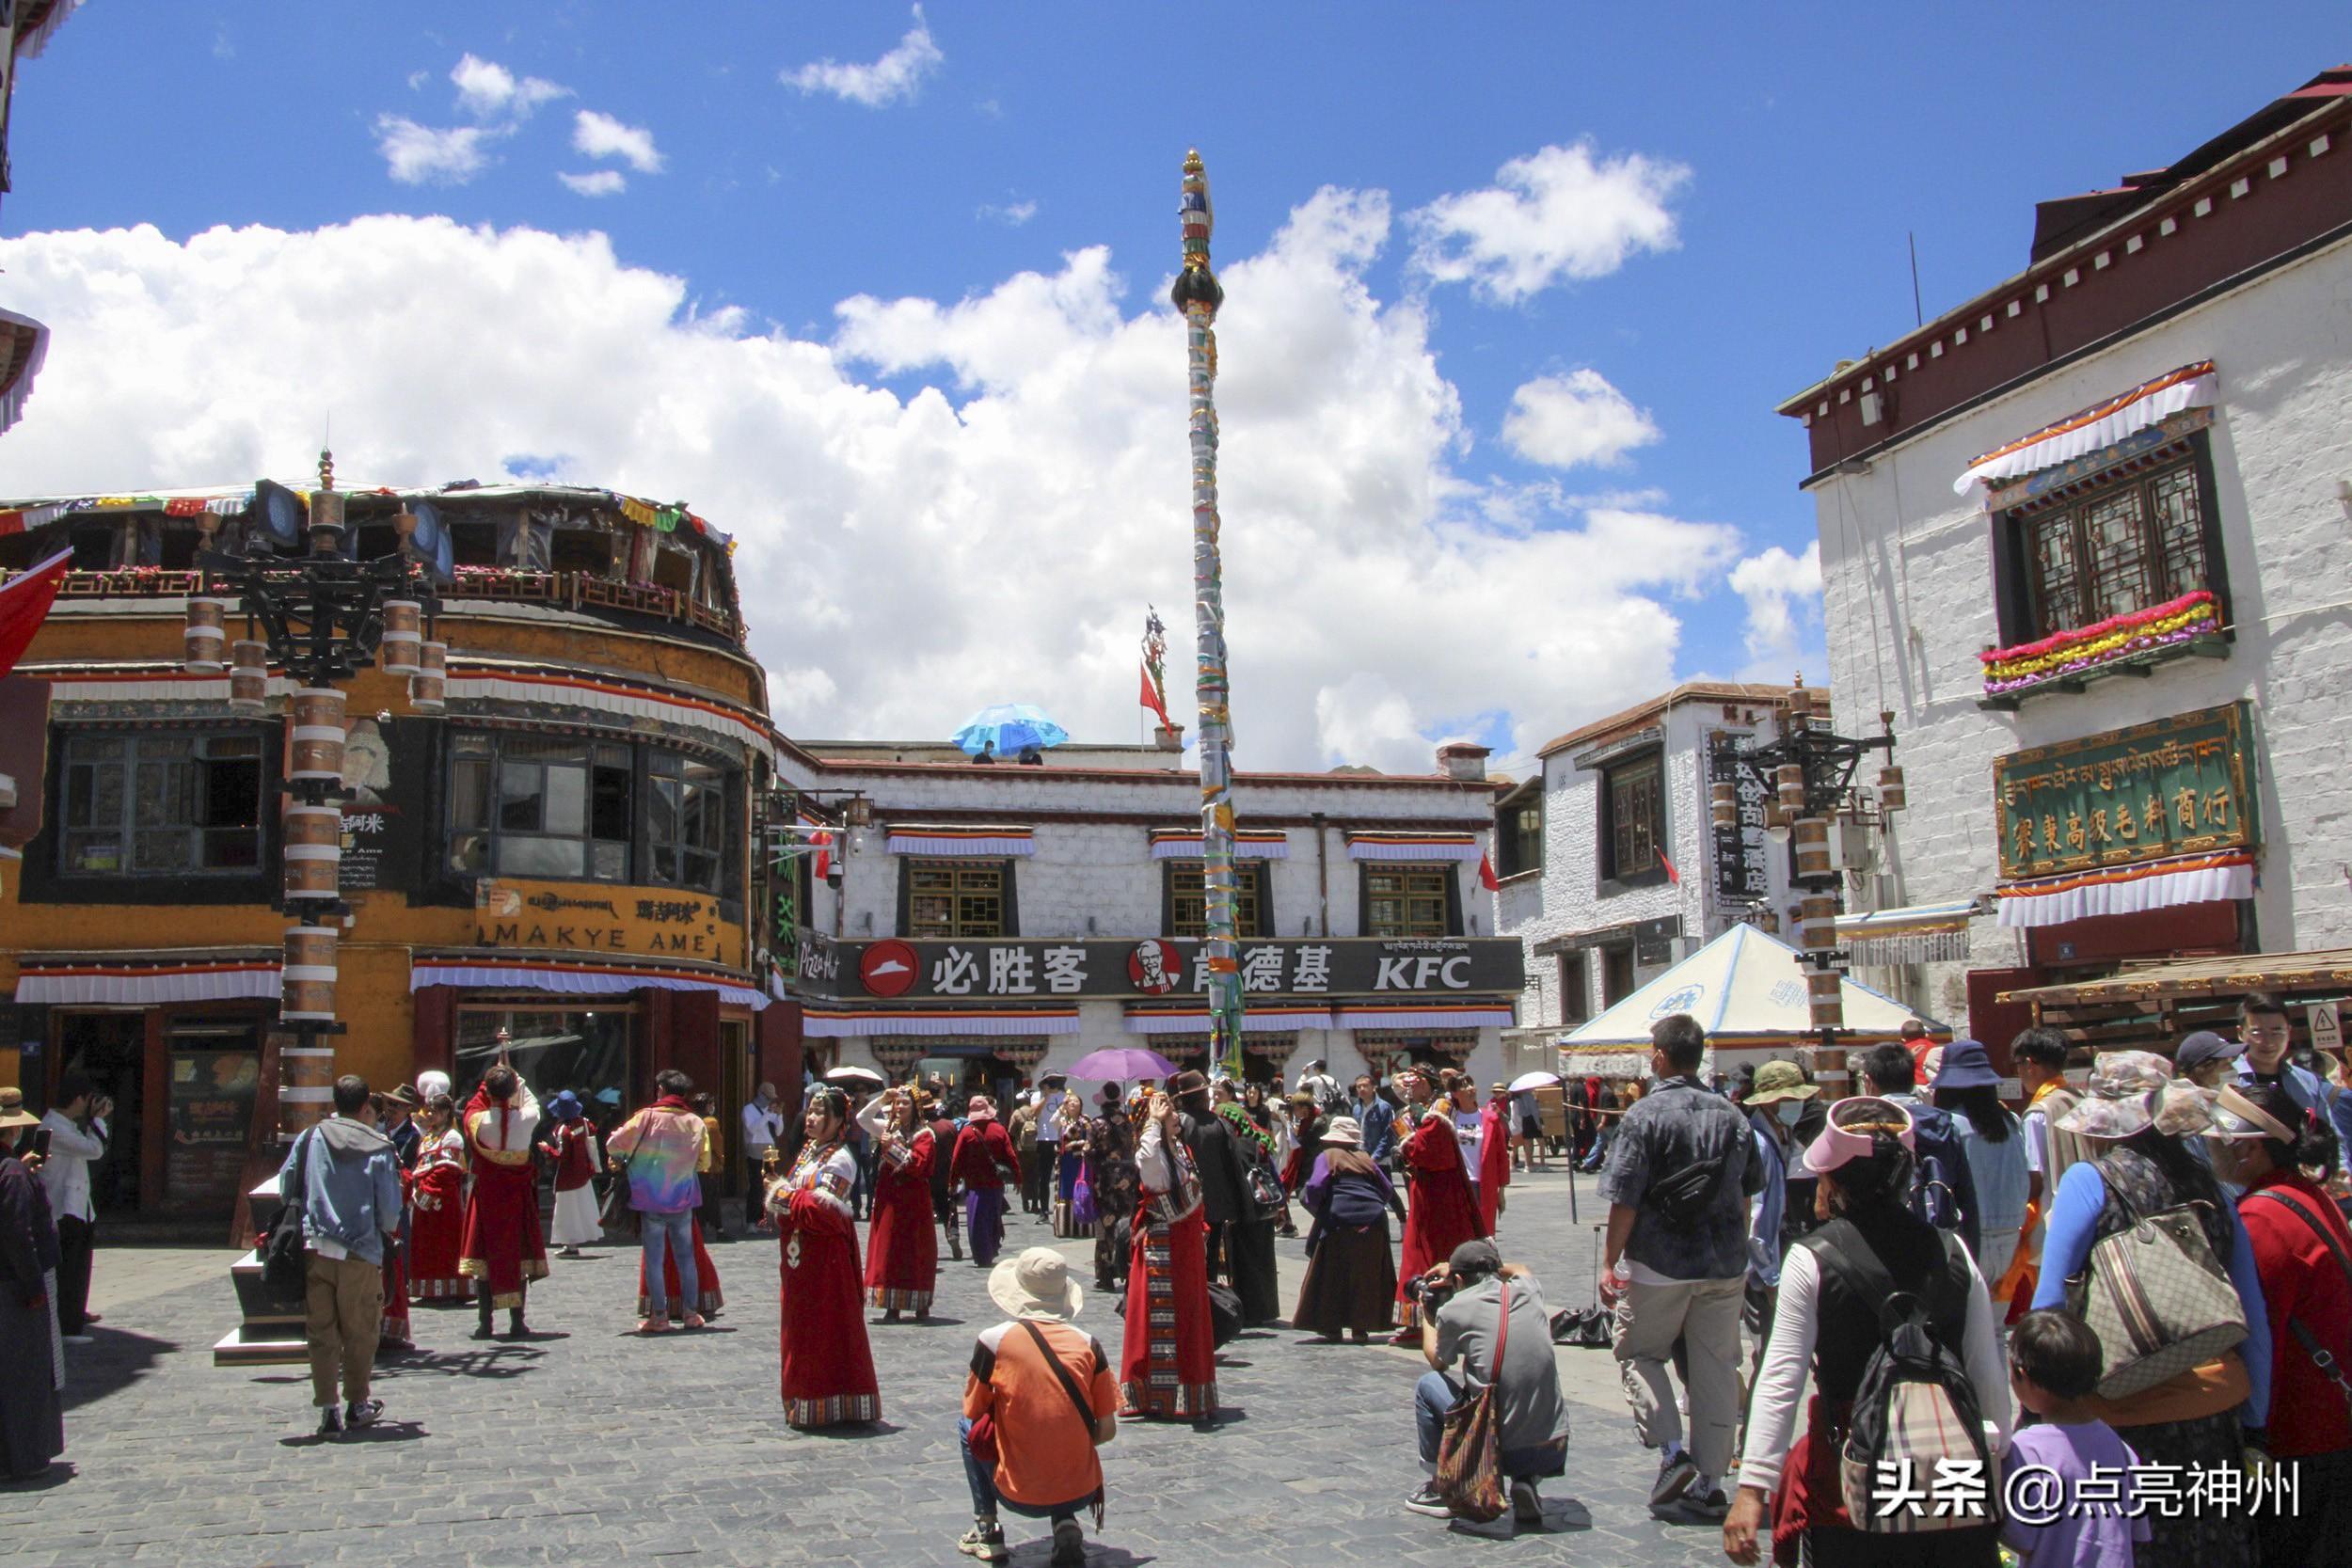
260,1128,315,1300
1814,1231,1995,1534
1906,1117,1964,1234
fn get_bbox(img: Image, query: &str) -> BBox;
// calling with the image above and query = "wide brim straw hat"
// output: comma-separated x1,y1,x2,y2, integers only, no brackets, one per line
989,1246,1085,1322
1321,1115,1364,1147
0,1087,36,1132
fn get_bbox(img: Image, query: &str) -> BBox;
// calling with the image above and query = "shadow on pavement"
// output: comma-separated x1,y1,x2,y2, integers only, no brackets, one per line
278,1419,428,1449
366,1346,550,1381
61,1326,176,1412
0,1463,75,1492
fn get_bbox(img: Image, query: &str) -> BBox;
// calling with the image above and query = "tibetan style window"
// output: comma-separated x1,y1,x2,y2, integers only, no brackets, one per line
1494,782,1543,879
1600,752,1665,884
449,734,631,880
1365,864,1452,938
906,860,1009,939
2000,443,2224,643
647,750,725,894
58,731,264,875
1167,861,1271,939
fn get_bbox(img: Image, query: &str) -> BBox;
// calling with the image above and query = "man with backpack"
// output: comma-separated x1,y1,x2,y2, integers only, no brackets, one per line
1858,1044,1981,1261
278,1075,404,1440
1597,1014,1760,1518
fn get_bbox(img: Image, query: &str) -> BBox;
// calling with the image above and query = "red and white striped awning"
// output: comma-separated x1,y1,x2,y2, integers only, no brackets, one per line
1148,830,1290,860
0,309,50,439
1994,849,2253,929
1955,361,2217,496
1123,1005,1331,1035
1333,1000,1516,1029
1344,831,1483,863
884,824,1036,858
409,956,768,1010
803,1005,1080,1037
14,948,280,1006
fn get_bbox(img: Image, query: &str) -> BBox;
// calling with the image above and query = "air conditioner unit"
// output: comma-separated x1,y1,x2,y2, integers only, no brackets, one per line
1828,816,1878,873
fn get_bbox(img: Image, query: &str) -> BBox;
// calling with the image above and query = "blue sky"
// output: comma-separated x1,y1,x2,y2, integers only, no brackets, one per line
3,4,2344,771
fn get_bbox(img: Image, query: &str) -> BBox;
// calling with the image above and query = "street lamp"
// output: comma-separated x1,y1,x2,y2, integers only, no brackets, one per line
192,450,444,1150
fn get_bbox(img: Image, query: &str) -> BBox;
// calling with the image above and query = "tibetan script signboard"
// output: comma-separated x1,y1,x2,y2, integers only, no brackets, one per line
1708,733,1770,902
1993,702,2256,883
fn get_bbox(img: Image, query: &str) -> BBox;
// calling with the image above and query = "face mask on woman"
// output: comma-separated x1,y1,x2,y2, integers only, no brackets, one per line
1773,1101,1804,1127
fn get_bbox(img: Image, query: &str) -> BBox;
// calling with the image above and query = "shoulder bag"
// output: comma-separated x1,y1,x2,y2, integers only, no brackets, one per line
1433,1280,1511,1522
261,1128,315,1300
2245,1185,2352,1418
1021,1320,1109,1528
2064,1155,2247,1399
598,1116,640,1237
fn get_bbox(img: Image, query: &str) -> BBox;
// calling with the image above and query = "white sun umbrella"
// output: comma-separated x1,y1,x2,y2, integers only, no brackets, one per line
1506,1070,1561,1094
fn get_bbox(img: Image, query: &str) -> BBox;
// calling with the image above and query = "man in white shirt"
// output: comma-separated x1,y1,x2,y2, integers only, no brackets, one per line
740,1082,786,1231
40,1074,111,1343
1032,1085,1067,1221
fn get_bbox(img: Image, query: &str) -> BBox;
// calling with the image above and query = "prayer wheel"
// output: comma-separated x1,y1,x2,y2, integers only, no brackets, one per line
410,641,447,713
282,844,341,901
228,640,269,714
1709,781,1737,831
183,596,230,673
281,925,338,1022
1878,765,1907,813
1799,894,1839,952
282,803,342,852
288,688,346,781
1812,1045,1849,1088
308,489,346,543
278,1041,337,1140
1806,969,1846,1032
380,599,423,676
1792,816,1833,880
1775,763,1806,812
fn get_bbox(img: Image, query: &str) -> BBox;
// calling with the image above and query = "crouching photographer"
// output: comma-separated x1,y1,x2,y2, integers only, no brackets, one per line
1405,1239,1571,1528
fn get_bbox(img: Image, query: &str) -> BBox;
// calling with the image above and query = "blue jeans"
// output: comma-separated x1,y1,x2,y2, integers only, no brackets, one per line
959,1418,1091,1523
1412,1370,1566,1481
640,1209,700,1318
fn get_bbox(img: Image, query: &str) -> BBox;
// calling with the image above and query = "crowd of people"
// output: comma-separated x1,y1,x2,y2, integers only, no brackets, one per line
6,996,2348,1568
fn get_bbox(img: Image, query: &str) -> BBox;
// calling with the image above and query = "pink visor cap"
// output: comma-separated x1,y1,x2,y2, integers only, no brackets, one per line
1802,1096,1917,1176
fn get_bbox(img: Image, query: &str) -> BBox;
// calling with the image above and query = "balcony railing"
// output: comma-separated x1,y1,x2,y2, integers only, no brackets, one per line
36,566,741,641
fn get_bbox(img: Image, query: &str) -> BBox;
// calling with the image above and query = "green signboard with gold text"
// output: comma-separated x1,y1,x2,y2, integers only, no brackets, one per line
1994,702,2256,883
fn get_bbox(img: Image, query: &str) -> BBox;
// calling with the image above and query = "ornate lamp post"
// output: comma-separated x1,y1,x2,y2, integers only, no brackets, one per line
192,451,444,1151
1719,679,1903,1090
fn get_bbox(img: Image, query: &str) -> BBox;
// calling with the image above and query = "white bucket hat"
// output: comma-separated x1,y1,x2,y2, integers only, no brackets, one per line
988,1246,1085,1322
1320,1115,1364,1148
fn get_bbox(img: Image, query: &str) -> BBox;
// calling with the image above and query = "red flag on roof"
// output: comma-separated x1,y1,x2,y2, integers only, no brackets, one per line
0,550,70,682
1478,852,1501,893
1658,848,1680,884
1138,662,1172,728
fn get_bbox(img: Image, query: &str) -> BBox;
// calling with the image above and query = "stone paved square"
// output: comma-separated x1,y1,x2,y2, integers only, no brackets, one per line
3,1172,1731,1568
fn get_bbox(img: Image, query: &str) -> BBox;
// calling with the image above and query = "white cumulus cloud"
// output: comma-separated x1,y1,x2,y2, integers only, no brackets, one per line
1408,141,1688,305
372,117,499,186
572,110,663,174
1728,540,1823,671
559,169,628,198
0,198,1740,771
451,54,568,120
1502,370,1660,469
784,6,943,107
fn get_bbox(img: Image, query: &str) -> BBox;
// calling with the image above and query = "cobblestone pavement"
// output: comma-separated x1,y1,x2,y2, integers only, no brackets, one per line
2,1165,1737,1567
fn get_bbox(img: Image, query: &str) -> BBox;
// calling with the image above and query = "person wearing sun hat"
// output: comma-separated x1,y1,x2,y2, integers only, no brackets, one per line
0,1087,63,1480
1933,1040,2031,1288
958,1246,1120,1565
1739,1060,1817,1360
1724,1095,2010,1565
1292,1113,1407,1342
2029,1051,2272,1568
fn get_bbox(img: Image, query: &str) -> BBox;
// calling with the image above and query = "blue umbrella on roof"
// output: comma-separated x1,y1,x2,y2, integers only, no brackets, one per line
952,703,1070,758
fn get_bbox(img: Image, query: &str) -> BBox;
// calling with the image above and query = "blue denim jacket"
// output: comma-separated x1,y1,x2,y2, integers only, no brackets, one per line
278,1116,403,1266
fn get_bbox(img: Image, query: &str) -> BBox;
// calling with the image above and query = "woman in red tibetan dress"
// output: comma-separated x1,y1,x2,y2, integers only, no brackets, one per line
769,1085,879,1429
1120,1086,1218,1422
1393,1076,1486,1336
856,1086,939,1322
457,1064,548,1338
406,1097,469,1301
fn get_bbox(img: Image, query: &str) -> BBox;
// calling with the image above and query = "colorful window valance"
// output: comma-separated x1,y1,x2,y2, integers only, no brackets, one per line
1343,831,1484,863
1121,1005,1332,1035
1334,1002,1516,1029
14,949,279,1006
1954,361,2217,496
884,824,1037,858
1994,848,2253,929
1147,829,1290,860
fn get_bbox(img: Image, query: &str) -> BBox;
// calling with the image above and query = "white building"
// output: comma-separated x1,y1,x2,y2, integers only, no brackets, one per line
1776,67,2352,1047
772,738,1521,1099
1494,682,1812,1062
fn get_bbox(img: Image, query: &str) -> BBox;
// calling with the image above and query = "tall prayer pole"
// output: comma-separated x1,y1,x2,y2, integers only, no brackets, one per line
1173,149,1245,1081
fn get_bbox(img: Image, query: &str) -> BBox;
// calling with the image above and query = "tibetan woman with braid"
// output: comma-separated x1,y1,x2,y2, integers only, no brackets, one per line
769,1085,879,1429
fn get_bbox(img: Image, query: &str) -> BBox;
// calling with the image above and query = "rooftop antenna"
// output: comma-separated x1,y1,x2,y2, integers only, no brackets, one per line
1907,233,1923,328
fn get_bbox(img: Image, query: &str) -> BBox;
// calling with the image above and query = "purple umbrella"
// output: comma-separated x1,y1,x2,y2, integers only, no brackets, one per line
1066,1046,1179,1082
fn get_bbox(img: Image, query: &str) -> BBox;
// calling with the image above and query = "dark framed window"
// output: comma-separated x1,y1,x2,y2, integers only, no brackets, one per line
1495,784,1543,879
1999,441,2225,643
906,860,1009,939
1601,944,1636,1006
59,731,264,876
1599,752,1665,883
1557,951,1589,1027
648,750,726,894
1165,860,1271,939
1364,863,1452,938
448,733,631,881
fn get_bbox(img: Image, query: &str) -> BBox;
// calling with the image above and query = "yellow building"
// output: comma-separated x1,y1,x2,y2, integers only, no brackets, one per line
0,481,803,1223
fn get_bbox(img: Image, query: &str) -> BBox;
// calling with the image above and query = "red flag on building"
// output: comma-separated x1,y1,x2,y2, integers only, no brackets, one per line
1138,662,1172,728
0,550,70,681
1478,852,1501,892
811,829,833,881
1658,848,1680,884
